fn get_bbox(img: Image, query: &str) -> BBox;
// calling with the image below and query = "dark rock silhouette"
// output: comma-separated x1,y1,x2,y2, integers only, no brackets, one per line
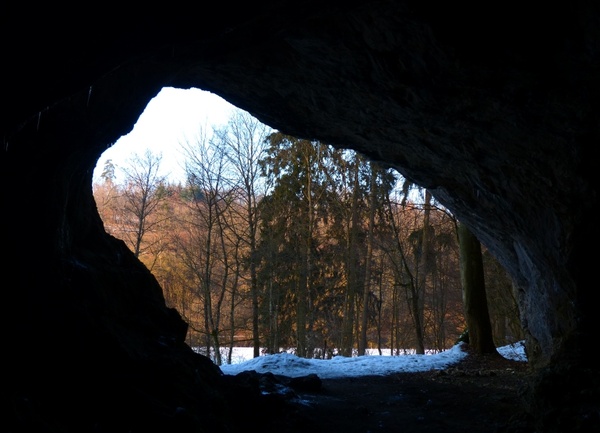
3,2,598,432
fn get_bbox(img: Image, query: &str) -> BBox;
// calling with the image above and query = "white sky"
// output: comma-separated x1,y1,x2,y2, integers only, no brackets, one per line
218,341,527,379
93,87,237,185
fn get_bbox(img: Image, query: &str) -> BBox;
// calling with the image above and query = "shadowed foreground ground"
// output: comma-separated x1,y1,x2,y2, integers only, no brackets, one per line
254,347,531,433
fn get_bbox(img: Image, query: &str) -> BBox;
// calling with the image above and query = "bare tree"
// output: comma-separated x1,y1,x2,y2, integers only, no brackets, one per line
178,130,236,365
119,150,168,260
216,109,272,358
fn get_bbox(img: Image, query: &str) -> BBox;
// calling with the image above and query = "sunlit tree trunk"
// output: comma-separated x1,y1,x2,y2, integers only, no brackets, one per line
227,241,241,364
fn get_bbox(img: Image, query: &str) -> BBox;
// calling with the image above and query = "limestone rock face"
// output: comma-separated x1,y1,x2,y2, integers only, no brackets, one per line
3,2,598,432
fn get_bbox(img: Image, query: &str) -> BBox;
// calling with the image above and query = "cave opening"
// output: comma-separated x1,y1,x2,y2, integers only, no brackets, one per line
91,87,521,367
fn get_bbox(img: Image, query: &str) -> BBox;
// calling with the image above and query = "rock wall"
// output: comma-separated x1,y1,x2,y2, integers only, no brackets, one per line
3,1,598,431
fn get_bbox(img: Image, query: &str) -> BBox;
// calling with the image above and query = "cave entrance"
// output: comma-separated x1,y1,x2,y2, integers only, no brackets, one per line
92,87,521,367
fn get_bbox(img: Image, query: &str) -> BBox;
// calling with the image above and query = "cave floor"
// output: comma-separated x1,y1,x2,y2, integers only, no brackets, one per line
264,349,532,433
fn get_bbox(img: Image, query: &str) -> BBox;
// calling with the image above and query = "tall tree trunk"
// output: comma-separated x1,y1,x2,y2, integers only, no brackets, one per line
227,252,238,365
383,190,416,355
376,265,383,356
359,162,377,355
296,270,308,357
458,222,498,355
250,223,260,358
412,189,432,354
341,162,360,357
296,148,315,358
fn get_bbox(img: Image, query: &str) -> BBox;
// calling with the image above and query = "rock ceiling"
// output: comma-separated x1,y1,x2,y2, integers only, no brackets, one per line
3,2,598,432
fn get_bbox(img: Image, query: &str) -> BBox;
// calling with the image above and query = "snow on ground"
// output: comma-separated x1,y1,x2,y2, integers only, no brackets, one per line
203,341,527,379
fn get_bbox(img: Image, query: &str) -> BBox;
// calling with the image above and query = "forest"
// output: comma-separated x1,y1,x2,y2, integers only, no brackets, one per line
93,109,522,366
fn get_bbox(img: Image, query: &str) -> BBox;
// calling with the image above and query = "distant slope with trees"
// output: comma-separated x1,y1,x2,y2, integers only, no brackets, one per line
93,108,522,363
